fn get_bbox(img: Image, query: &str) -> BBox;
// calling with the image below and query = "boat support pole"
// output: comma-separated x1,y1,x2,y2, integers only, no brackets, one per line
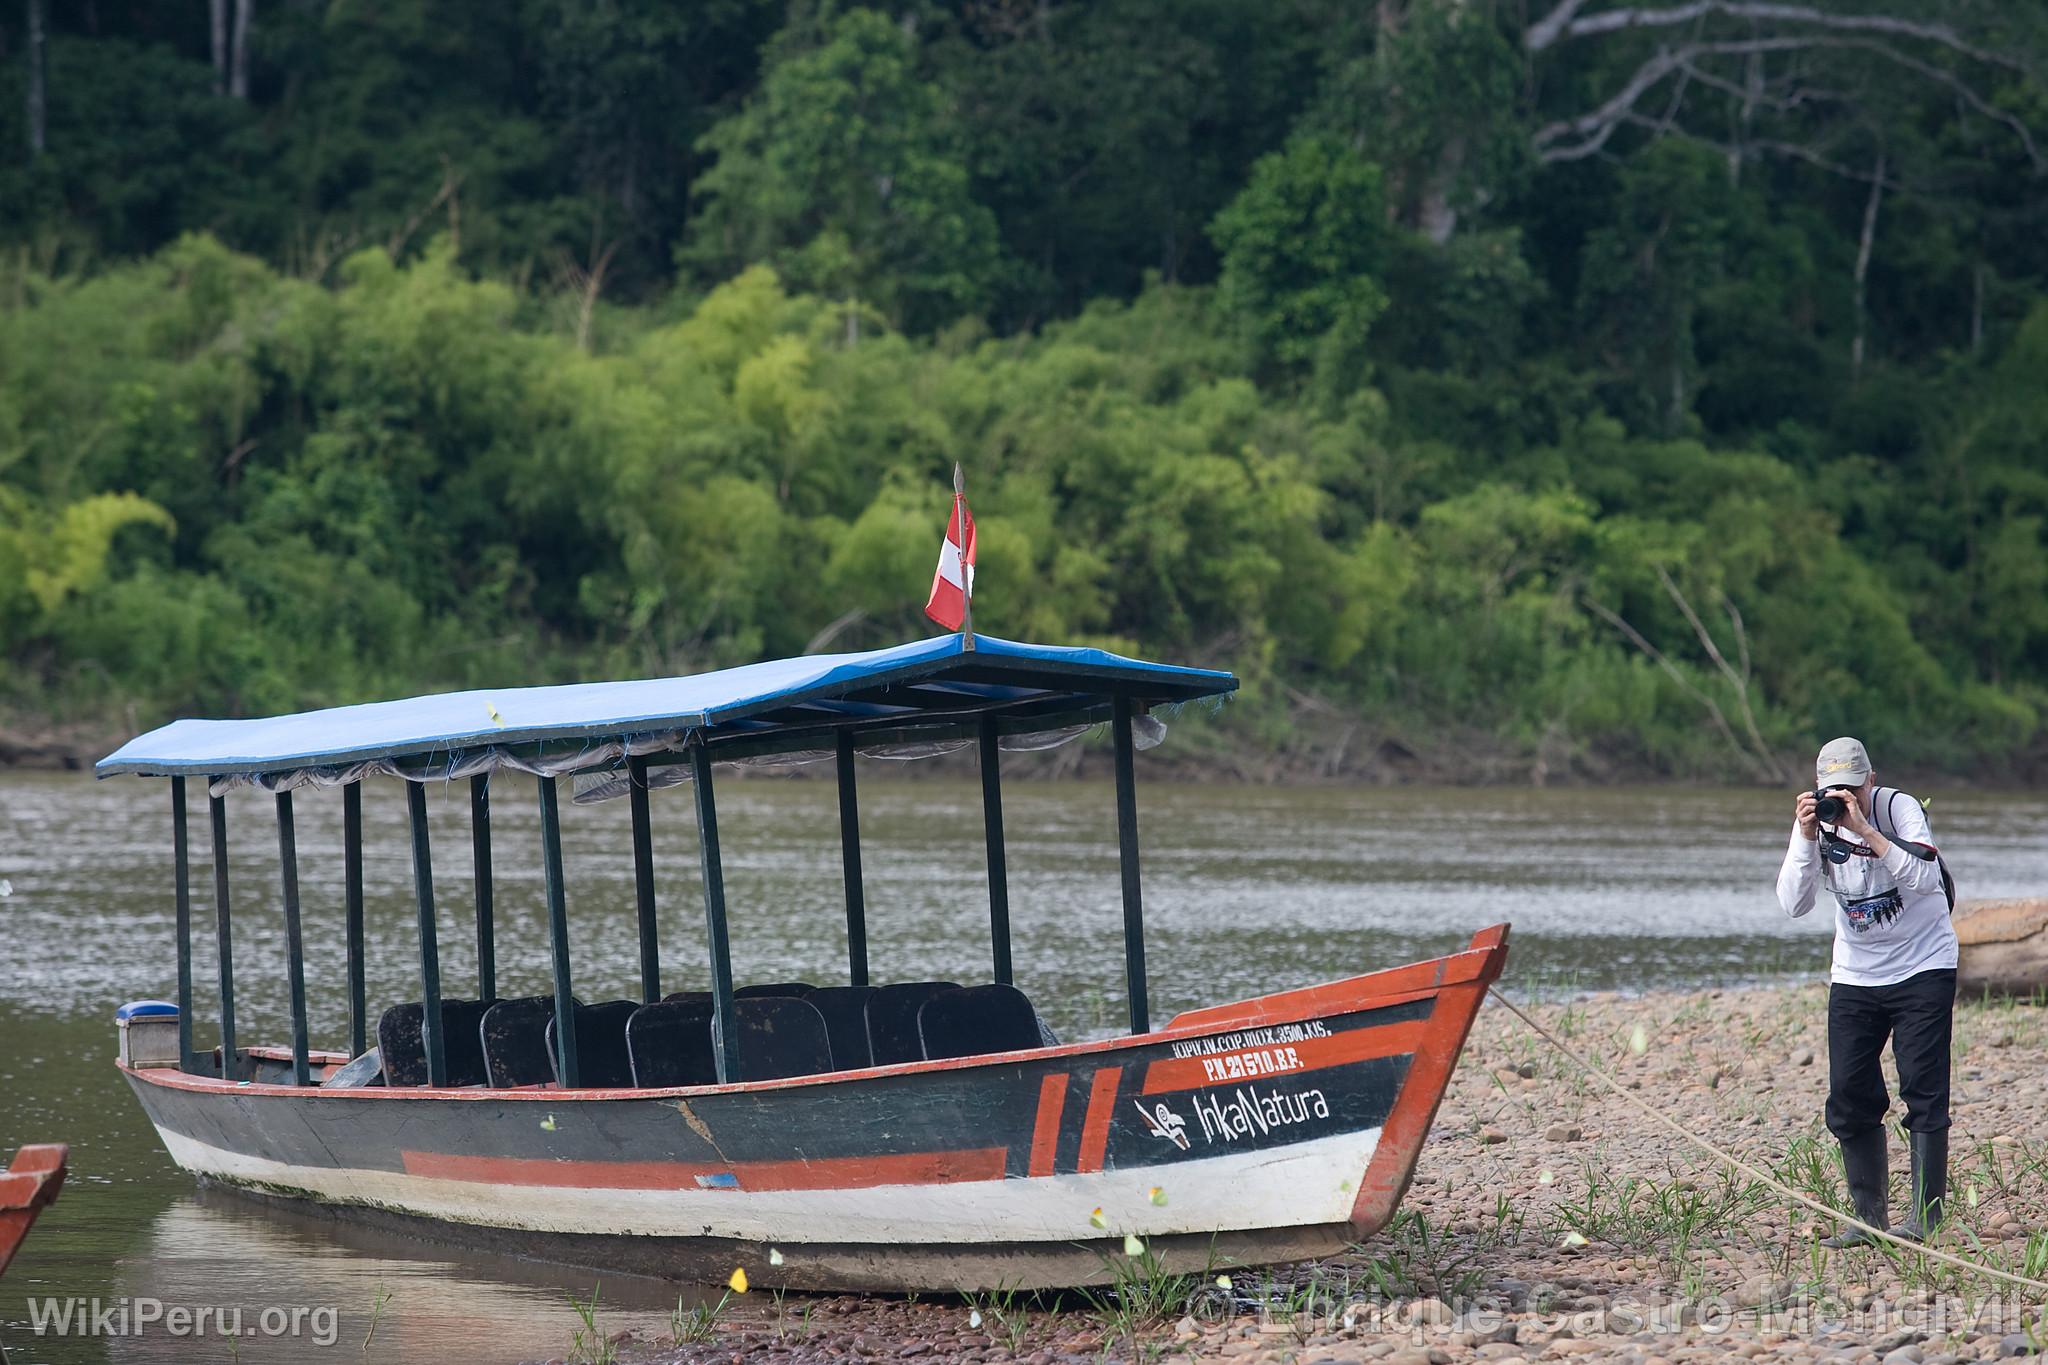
406,782,448,1088
343,782,367,1058
538,775,580,1087
979,714,1012,985
170,777,195,1074
628,755,660,1004
691,743,740,1083
1112,696,1149,1035
836,732,868,987
275,791,312,1086
471,774,495,1003
209,782,236,1079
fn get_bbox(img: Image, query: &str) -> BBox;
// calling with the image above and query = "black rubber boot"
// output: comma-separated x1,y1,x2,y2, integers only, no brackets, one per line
1888,1129,1948,1242
1820,1126,1890,1249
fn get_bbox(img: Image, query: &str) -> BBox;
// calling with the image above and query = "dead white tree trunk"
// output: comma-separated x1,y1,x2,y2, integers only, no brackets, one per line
210,0,228,95
228,0,252,100
26,0,47,157
1415,135,1467,245
1850,149,1885,382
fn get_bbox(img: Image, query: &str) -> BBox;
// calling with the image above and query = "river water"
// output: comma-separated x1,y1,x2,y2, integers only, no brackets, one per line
1,770,2041,1362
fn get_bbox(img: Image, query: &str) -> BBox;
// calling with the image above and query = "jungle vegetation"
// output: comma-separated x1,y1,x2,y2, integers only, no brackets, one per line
2,0,2045,779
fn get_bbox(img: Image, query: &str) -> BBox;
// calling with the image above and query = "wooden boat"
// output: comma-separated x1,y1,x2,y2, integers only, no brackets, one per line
98,632,1509,1291
0,1144,68,1278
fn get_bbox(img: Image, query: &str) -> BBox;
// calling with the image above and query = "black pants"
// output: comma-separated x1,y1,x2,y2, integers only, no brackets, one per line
1826,967,1956,1141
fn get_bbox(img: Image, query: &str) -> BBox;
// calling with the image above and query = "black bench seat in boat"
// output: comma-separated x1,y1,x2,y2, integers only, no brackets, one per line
377,998,491,1087
481,995,580,1088
865,981,961,1066
917,984,1050,1060
626,998,838,1086
544,1000,639,1089
626,998,717,1088
731,997,834,1081
805,985,876,1070
734,981,817,999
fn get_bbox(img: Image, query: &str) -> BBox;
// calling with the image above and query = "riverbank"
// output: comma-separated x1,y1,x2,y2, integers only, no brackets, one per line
595,982,2046,1365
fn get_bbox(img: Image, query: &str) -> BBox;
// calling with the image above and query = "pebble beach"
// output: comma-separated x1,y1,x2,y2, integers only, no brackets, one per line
613,982,2047,1365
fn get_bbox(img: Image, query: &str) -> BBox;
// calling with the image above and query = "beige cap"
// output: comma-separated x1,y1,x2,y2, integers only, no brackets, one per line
1815,736,1872,788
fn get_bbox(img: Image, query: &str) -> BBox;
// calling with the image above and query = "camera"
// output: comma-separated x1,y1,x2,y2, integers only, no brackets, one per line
1813,788,1848,823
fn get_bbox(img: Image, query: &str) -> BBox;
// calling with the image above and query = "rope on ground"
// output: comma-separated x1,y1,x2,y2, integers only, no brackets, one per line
1485,986,2048,1297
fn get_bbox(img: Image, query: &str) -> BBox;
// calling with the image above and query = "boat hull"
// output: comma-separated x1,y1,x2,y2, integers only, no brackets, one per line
0,1144,69,1280
123,926,1507,1291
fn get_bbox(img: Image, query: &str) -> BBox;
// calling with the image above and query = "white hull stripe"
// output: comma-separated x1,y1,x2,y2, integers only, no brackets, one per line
155,1126,1380,1246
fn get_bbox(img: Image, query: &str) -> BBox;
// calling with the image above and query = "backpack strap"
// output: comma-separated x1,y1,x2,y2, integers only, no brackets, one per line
1873,787,1956,912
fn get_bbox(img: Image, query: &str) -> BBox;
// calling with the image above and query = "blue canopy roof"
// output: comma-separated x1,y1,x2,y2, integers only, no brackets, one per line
96,634,1237,782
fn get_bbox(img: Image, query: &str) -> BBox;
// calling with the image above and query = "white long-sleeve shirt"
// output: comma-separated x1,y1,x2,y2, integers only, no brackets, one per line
1777,788,1956,986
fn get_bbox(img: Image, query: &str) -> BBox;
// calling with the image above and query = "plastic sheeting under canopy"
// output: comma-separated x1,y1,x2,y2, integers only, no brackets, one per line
96,634,1235,787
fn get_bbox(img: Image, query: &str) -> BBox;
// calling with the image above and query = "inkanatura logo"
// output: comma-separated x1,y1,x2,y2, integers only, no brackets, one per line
1191,1084,1331,1144
24,1297,339,1346
1133,1098,1192,1150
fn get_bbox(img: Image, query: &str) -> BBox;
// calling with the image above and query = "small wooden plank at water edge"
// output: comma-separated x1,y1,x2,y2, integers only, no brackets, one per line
0,1143,69,1278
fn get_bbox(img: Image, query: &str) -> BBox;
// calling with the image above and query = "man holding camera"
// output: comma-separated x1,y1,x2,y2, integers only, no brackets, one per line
1777,737,1957,1248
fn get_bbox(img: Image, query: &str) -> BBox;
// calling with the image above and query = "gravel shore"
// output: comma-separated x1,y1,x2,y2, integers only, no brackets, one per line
610,982,2048,1365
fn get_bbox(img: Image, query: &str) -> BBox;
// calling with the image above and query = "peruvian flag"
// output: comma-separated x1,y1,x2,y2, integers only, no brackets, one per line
924,473,976,632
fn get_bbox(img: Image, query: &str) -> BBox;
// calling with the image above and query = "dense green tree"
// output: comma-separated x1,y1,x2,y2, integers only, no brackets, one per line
0,0,2043,777
1210,134,1391,385
684,7,1004,334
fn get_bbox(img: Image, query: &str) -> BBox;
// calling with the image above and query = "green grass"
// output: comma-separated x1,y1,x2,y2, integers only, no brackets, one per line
670,1289,732,1346
1078,1239,1222,1357
566,1283,616,1365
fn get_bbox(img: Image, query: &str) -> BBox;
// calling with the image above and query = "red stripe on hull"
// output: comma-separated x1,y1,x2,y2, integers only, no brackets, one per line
1027,1074,1066,1178
400,1147,1008,1192
1139,1019,1426,1096
1075,1068,1121,1174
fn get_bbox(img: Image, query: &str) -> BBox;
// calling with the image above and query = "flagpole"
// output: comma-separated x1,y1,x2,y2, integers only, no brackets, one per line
954,461,975,653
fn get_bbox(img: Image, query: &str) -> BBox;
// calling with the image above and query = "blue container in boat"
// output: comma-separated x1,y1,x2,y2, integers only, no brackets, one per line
117,1000,181,1068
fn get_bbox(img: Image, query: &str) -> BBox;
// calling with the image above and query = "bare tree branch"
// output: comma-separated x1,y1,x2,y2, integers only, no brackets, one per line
1829,35,2044,170
228,0,254,100
1526,0,2023,72
1851,146,1886,379
555,240,619,354
210,0,228,96
1671,53,1836,111
26,0,47,157
385,162,465,259
1655,567,1786,781
1537,32,2043,170
1722,592,1752,685
1584,591,1779,780
1535,37,1821,159
1743,135,1908,185
804,608,868,655
1526,0,1599,52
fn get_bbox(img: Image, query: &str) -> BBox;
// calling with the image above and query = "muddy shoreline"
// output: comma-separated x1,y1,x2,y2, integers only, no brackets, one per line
558,982,2045,1365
